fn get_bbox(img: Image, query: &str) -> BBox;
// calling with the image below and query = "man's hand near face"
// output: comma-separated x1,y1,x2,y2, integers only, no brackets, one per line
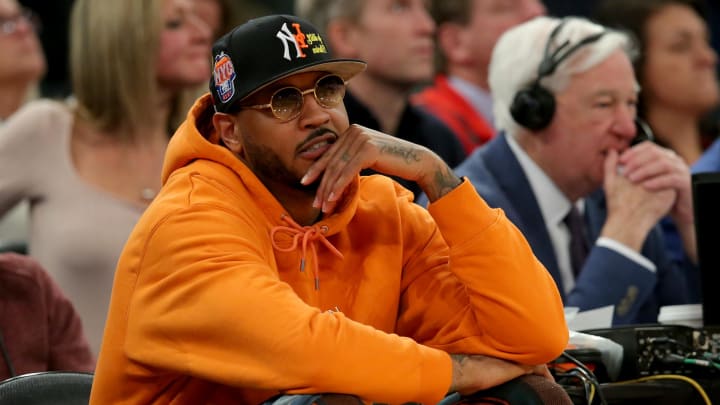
300,124,462,213
601,148,677,252
617,142,697,262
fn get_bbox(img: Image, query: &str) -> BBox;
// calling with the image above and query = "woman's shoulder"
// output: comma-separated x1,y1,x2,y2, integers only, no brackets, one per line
1,98,74,142
11,98,74,123
0,252,51,291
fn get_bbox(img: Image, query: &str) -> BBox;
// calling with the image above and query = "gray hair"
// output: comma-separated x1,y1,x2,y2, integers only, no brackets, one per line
490,16,637,136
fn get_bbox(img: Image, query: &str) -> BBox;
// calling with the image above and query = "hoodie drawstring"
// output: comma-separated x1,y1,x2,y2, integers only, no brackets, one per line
270,214,343,290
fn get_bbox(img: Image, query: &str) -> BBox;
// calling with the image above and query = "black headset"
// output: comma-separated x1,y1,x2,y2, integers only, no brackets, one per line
633,116,655,145
510,20,607,131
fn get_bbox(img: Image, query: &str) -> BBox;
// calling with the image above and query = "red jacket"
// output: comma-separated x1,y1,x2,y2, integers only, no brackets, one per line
0,253,94,379
412,75,495,156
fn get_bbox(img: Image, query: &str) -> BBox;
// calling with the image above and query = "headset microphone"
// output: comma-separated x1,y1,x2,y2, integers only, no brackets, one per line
510,20,606,131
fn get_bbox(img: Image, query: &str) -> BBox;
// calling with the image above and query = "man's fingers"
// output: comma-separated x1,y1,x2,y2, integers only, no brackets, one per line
315,135,368,210
603,149,619,189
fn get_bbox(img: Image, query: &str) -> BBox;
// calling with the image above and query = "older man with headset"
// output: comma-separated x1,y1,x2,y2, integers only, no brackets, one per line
428,16,697,326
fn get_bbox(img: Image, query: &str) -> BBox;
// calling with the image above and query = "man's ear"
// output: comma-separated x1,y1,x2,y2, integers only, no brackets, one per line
326,19,359,58
212,112,242,153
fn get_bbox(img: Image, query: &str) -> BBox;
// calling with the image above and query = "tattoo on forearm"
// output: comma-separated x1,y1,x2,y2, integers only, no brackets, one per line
449,354,467,393
379,143,421,164
427,165,462,201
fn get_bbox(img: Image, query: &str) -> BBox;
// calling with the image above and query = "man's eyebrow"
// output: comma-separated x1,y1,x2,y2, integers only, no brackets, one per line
590,85,640,99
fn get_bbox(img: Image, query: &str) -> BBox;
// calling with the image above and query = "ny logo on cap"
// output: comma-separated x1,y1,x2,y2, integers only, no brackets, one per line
276,22,309,61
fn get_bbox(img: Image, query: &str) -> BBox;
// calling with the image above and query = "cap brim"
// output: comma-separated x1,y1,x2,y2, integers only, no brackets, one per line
240,59,367,102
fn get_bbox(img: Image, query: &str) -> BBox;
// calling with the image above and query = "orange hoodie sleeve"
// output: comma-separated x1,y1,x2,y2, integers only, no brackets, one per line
396,179,568,364
123,206,451,405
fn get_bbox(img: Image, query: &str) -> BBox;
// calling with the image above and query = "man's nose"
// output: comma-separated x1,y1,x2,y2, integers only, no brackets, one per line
613,106,637,140
298,93,331,128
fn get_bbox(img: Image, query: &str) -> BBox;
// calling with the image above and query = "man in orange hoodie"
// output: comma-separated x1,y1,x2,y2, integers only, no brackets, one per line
90,14,569,405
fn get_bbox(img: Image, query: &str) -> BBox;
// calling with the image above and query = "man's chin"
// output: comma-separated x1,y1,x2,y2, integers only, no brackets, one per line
292,178,320,194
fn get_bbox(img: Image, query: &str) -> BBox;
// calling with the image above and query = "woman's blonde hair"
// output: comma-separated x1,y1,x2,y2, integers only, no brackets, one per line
70,0,162,133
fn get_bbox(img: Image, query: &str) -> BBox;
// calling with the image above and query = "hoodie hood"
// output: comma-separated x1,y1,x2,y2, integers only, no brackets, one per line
161,93,364,234
162,94,233,185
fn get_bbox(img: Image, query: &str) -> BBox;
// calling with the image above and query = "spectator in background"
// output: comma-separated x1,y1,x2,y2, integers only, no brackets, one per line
295,0,465,198
542,0,720,81
425,16,696,324
0,0,44,121
412,0,545,156
184,0,270,107
194,0,270,39
594,0,719,166
594,0,718,272
195,0,240,38
0,0,212,354
0,0,45,250
0,252,94,380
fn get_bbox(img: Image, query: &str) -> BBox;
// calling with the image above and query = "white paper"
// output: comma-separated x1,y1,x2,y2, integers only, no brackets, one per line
565,305,614,331
564,306,580,324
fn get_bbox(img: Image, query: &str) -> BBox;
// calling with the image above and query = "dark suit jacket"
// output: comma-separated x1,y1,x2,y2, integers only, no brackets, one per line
445,135,690,325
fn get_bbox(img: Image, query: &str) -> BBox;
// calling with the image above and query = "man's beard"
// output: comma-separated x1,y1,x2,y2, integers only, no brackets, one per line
242,139,320,195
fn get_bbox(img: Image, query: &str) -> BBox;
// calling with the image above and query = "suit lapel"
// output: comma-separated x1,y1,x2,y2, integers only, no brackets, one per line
482,135,565,293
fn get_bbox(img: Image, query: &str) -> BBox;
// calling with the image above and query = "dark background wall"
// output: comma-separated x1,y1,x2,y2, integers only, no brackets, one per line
18,0,74,97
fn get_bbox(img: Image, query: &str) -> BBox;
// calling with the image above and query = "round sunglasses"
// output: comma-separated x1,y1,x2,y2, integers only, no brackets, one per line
241,74,347,122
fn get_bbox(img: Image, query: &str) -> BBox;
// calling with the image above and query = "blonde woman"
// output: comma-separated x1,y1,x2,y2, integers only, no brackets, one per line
0,0,211,353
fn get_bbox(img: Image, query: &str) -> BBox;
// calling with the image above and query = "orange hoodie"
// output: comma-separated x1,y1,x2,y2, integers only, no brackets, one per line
90,94,567,405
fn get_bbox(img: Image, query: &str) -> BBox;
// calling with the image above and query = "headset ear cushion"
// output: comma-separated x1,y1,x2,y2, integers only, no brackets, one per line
510,84,556,131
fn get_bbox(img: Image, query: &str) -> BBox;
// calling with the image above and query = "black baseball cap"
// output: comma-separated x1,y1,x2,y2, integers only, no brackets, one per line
210,14,367,113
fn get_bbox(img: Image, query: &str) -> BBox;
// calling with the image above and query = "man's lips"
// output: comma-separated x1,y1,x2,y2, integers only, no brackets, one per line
297,131,338,160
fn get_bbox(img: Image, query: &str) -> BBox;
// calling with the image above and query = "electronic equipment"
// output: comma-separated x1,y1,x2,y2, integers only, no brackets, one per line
691,171,720,327
582,325,720,381
554,171,720,403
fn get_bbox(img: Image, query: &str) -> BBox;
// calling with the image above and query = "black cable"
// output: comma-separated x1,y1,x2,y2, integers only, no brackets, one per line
559,369,592,403
0,328,16,377
561,350,607,405
647,336,694,350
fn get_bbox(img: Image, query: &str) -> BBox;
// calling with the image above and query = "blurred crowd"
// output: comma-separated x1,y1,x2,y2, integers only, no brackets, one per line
0,0,718,400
